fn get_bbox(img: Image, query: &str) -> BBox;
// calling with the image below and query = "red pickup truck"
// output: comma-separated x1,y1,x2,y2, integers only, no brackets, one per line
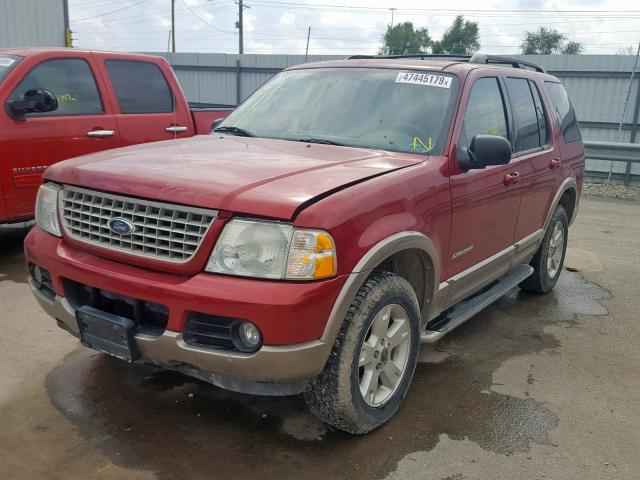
0,48,232,224
26,54,584,434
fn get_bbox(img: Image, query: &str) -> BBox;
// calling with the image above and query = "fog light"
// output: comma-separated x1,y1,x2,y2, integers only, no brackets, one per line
232,320,262,353
32,265,44,286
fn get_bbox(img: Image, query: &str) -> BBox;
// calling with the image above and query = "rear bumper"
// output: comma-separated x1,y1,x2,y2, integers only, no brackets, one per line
25,228,346,390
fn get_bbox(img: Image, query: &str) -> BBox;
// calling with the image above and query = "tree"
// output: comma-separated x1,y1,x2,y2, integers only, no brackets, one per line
521,27,583,55
562,41,583,55
432,16,480,55
379,22,431,55
617,46,635,55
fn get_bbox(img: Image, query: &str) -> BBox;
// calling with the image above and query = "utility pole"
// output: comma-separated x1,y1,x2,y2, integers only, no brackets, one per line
390,8,396,28
238,0,244,54
236,0,250,54
171,0,176,53
304,27,311,62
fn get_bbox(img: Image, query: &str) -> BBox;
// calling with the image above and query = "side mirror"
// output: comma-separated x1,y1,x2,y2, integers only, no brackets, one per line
211,118,225,132
457,134,512,171
7,89,58,119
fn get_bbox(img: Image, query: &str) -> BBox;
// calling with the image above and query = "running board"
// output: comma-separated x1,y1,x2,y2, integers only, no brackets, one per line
421,264,534,344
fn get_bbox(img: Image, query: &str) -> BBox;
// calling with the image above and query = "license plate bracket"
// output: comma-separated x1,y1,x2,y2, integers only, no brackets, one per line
76,306,140,362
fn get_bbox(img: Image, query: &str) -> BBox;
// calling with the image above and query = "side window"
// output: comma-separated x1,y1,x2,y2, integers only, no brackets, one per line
544,81,581,143
529,80,550,147
9,58,103,116
105,60,174,114
459,77,509,148
505,77,540,153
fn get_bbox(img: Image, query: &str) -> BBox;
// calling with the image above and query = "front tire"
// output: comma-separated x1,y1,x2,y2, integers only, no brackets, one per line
304,271,421,434
520,205,569,293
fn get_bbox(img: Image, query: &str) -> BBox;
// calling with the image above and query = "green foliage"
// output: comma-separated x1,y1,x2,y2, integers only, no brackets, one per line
434,16,480,55
562,41,583,55
521,27,583,55
379,22,431,55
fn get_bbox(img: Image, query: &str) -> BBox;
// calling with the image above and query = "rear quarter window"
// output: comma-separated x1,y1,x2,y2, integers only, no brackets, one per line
105,60,174,114
544,81,581,143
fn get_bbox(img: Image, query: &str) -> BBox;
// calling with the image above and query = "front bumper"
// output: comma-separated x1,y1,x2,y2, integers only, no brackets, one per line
26,228,346,391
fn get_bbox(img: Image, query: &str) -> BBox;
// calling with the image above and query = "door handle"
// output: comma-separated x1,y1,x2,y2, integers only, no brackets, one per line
166,125,188,133
503,171,521,186
87,130,115,138
550,158,561,169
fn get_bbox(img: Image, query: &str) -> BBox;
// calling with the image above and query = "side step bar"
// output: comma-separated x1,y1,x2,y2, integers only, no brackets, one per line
421,264,534,344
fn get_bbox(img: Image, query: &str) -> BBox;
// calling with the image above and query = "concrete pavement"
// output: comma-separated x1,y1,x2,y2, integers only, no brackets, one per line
0,196,638,480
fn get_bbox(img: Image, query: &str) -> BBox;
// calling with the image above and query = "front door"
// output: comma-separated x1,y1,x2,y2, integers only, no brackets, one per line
446,75,523,299
0,55,119,222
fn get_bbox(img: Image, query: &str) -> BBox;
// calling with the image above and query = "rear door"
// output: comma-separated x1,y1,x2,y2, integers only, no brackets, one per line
503,76,560,239
96,56,194,146
447,74,523,286
0,54,119,222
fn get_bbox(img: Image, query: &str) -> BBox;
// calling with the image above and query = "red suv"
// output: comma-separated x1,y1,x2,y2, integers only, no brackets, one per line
25,54,584,434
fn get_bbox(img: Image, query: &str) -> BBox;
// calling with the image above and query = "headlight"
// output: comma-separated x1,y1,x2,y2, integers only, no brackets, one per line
206,219,337,280
35,183,62,237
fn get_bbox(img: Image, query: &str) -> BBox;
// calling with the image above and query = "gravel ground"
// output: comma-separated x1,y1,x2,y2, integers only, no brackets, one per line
583,182,640,201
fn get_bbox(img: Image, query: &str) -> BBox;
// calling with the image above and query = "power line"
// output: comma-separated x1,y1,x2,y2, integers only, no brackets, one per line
248,0,640,14
179,0,234,33
72,0,152,23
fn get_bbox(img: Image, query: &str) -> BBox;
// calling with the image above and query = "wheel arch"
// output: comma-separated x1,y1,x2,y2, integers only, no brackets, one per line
544,177,578,230
321,231,439,343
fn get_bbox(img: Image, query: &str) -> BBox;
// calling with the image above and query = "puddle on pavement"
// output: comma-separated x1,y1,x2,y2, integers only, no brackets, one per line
45,270,610,480
0,225,31,284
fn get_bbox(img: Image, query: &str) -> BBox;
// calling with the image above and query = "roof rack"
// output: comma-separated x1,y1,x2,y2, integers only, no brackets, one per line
347,54,471,61
346,53,546,73
468,54,546,73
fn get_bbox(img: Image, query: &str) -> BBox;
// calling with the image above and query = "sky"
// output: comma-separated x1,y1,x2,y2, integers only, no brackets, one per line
67,0,640,56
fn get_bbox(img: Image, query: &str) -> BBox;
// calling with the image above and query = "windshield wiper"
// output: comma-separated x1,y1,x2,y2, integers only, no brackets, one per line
297,138,346,146
213,126,255,137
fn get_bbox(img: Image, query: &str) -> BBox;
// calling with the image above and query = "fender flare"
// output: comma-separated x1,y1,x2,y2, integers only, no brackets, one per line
320,231,439,343
544,177,578,230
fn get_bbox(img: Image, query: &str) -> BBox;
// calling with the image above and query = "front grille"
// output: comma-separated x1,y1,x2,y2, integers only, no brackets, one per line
63,280,169,336
60,186,217,263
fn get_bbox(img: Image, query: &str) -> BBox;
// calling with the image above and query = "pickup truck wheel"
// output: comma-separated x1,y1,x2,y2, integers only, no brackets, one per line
520,205,569,294
304,271,420,434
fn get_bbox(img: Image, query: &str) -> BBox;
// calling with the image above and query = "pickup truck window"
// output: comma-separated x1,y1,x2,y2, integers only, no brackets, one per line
545,81,582,143
0,55,21,84
8,58,103,116
105,60,174,114
459,77,509,148
505,77,545,153
219,68,458,155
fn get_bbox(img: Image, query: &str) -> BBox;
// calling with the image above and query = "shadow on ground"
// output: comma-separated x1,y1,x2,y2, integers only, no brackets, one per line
0,224,31,284
45,270,610,480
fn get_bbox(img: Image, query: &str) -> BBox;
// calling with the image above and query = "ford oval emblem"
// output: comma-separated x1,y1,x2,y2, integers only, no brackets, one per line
108,218,136,235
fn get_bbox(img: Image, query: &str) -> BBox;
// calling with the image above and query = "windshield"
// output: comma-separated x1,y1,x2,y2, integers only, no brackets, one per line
217,67,459,155
0,55,21,84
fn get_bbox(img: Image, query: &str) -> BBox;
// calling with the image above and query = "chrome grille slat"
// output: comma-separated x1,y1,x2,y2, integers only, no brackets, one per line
60,186,218,263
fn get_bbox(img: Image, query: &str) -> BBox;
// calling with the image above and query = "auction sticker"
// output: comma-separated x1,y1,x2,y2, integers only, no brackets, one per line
395,72,452,89
0,57,16,68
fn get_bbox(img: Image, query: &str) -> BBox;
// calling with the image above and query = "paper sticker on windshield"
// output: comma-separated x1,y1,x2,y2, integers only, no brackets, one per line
0,58,16,68
395,72,452,89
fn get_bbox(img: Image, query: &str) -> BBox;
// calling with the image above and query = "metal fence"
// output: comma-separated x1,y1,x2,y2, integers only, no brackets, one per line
150,53,640,184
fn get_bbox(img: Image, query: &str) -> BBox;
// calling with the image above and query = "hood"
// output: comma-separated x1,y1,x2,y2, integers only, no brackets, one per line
45,135,424,219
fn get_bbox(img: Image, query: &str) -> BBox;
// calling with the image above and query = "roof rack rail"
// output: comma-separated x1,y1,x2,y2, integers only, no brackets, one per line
345,53,546,73
347,54,471,61
468,54,546,73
